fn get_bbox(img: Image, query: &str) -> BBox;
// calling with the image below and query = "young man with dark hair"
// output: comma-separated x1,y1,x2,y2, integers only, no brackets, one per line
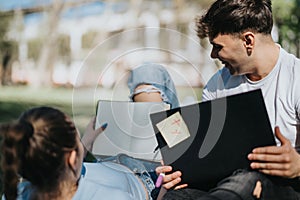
156,0,300,199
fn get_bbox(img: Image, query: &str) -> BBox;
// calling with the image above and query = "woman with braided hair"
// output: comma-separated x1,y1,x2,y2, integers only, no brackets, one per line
1,107,154,200
1,107,83,200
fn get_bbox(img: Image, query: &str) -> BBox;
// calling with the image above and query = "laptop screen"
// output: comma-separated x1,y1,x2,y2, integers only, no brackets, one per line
92,100,168,161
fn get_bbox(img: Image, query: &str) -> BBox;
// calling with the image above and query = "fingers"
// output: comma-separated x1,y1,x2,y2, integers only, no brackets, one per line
95,123,108,135
250,161,291,170
155,165,186,190
162,171,183,190
163,171,182,183
251,146,280,155
248,126,300,178
252,180,262,199
91,116,96,126
174,183,188,190
251,127,291,155
274,126,290,145
81,117,107,152
156,165,172,174
257,169,292,177
86,116,96,130
248,152,292,162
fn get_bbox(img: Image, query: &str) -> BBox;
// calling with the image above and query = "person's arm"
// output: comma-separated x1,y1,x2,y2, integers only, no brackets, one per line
248,126,300,178
132,84,163,102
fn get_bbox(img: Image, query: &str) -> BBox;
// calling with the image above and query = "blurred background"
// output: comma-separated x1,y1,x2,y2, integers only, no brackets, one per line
0,0,299,134
0,0,299,194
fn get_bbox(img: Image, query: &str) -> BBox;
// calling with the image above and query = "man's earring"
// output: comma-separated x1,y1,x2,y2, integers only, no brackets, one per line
247,48,252,56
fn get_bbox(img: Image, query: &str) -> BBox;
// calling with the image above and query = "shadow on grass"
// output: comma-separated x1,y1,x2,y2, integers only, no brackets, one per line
0,101,73,123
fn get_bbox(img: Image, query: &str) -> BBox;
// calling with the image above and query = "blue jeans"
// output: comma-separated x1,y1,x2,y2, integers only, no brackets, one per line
163,169,300,200
127,63,180,109
100,153,160,200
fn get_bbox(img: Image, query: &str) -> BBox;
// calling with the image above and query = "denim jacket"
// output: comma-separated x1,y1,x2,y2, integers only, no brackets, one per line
4,162,148,200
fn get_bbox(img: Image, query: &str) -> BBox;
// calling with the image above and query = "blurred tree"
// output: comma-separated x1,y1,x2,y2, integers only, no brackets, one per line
28,38,43,61
82,31,99,49
0,133,2,195
273,0,300,57
0,12,18,86
57,34,71,64
33,0,65,87
192,0,215,9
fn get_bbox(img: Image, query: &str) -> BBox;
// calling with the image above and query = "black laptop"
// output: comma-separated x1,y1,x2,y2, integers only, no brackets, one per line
150,89,277,191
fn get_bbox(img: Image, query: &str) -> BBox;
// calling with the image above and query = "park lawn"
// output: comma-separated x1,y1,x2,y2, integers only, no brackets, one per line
0,86,73,121
0,100,73,123
0,85,202,131
0,86,94,133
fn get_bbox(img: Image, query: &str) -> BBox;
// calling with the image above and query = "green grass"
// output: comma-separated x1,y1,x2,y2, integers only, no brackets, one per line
0,86,84,137
0,85,202,132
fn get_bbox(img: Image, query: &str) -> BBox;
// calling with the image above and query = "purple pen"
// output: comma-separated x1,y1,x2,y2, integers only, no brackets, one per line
155,173,165,188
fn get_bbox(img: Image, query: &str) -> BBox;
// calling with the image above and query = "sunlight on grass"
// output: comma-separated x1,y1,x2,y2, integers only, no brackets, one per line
0,85,202,133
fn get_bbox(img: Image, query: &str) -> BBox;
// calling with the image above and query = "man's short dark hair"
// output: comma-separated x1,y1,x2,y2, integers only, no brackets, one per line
196,0,273,39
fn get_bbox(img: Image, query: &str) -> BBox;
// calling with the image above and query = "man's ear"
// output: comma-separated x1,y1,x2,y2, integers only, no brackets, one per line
243,32,254,47
68,150,77,169
243,32,255,55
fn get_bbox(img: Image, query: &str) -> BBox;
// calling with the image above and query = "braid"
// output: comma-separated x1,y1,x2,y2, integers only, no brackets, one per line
1,122,32,200
1,106,79,199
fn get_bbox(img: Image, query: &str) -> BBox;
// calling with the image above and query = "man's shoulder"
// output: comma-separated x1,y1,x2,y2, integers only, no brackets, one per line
280,48,300,67
205,67,228,87
278,48,300,81
202,67,244,101
204,67,242,91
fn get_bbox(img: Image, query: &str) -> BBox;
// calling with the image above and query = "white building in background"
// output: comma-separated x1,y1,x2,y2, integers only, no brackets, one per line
3,0,218,88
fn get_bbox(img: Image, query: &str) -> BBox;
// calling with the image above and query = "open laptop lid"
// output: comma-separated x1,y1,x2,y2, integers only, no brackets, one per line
92,100,168,161
150,89,276,190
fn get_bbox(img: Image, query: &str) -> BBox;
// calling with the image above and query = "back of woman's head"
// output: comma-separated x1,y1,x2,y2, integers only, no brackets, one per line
1,106,78,200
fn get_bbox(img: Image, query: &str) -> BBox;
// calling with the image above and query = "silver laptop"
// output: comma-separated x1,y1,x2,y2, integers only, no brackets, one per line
92,100,169,161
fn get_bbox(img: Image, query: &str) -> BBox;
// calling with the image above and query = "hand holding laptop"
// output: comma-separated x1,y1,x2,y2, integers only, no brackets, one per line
155,165,186,190
248,126,300,179
81,116,108,153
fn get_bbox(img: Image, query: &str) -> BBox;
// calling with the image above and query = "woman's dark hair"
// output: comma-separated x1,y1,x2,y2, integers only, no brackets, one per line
1,107,78,200
196,0,273,39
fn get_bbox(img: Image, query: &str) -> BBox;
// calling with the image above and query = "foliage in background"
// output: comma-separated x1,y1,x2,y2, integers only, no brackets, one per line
0,12,18,86
273,0,300,57
57,34,71,63
82,30,99,49
28,38,43,61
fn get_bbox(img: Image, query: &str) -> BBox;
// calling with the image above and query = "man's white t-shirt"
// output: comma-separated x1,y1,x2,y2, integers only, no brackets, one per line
202,47,300,148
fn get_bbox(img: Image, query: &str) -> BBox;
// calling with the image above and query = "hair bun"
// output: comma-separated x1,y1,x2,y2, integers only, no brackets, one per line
19,120,34,140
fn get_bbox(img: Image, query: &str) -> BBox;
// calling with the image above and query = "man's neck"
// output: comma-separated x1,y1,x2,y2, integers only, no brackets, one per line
246,41,280,81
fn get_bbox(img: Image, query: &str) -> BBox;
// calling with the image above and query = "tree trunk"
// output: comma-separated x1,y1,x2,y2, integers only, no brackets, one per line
32,0,64,87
